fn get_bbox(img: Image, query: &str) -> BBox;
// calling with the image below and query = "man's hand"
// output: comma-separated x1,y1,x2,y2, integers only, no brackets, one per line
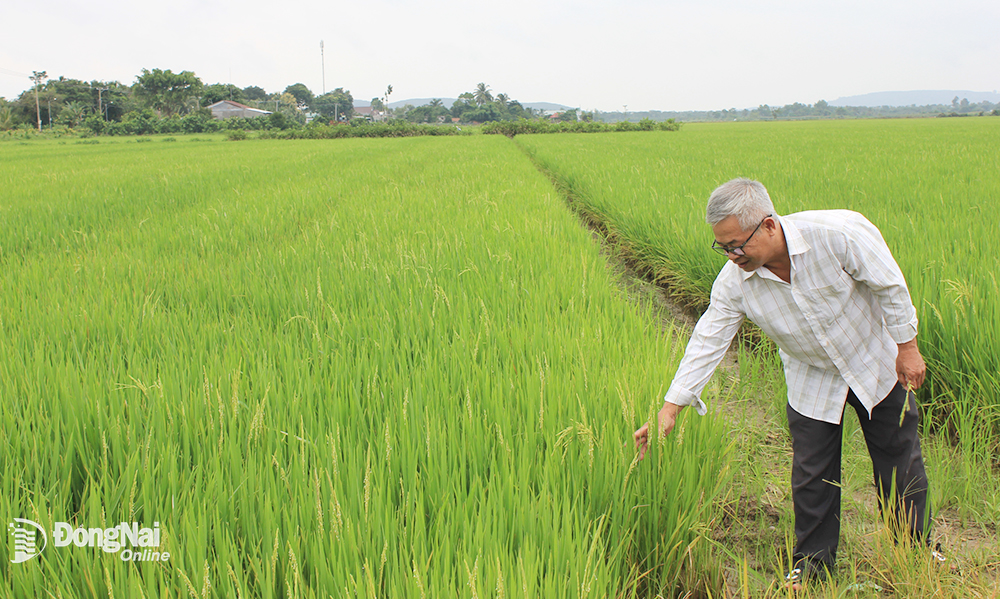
896,338,926,390
633,402,684,460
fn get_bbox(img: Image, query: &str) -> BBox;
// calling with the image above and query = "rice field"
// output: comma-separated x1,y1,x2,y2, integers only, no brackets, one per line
0,136,731,597
3,117,998,598
516,118,1000,458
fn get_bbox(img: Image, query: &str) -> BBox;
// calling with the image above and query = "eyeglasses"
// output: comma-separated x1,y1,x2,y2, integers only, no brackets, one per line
711,214,773,257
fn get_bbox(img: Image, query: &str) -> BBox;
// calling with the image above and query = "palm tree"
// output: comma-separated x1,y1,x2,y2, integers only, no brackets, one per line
381,85,393,121
473,83,493,107
495,93,509,108
0,106,13,131
429,98,443,108
61,101,88,127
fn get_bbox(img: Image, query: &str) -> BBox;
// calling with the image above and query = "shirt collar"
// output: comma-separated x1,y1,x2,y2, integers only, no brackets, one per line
738,214,811,281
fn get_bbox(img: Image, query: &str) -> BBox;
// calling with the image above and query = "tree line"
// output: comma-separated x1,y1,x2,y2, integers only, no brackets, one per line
0,68,364,134
8,68,992,135
601,97,1000,123
393,83,560,124
0,70,580,135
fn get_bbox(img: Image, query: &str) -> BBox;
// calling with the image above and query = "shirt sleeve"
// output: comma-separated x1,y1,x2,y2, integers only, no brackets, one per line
664,268,746,414
840,214,919,344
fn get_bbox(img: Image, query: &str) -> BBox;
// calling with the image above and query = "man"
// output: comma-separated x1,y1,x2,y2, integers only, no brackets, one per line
633,178,933,589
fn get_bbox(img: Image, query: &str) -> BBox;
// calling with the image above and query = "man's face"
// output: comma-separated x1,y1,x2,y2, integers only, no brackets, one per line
711,215,775,272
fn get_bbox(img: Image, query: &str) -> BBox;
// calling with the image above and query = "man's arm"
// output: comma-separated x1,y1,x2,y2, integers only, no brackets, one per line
634,273,745,459
840,214,919,343
840,214,926,389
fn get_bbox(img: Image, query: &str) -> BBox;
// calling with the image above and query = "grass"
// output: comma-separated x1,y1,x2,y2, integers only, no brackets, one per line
515,118,1000,514
609,274,1000,597
514,120,1000,596
713,345,1000,598
1,135,733,597
3,121,998,597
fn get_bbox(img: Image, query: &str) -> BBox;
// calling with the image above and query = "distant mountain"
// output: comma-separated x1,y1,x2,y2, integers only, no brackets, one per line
353,98,574,111
391,98,457,109
829,90,1000,107
521,102,574,111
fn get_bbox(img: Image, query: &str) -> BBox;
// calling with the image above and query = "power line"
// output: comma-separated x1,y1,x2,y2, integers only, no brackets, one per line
0,66,31,79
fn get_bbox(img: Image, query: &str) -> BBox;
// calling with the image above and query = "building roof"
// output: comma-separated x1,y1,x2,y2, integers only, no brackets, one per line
208,100,271,116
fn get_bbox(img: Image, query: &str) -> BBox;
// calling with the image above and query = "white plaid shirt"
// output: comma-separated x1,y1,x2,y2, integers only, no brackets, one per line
665,210,919,424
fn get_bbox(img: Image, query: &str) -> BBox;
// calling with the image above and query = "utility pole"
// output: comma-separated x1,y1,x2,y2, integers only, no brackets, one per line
320,40,326,95
47,95,56,130
96,86,109,120
31,71,47,133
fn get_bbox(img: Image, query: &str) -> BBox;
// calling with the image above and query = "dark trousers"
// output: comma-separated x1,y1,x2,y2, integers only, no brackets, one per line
787,382,931,574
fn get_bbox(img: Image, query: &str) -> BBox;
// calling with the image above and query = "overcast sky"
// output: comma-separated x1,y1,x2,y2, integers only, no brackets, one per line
2,0,997,111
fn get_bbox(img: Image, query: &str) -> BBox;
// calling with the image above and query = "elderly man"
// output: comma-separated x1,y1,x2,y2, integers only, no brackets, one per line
633,178,934,588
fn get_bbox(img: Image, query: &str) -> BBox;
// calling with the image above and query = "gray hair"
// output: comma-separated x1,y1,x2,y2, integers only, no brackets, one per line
705,178,776,230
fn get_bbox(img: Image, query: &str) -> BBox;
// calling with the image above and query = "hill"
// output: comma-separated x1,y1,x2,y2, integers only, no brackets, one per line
830,90,1000,107
521,102,574,111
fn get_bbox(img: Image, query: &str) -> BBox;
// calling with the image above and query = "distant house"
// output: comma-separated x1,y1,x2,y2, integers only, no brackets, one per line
354,106,388,122
208,100,271,120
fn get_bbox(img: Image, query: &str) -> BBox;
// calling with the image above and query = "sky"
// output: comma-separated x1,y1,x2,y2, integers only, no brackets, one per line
1,0,997,112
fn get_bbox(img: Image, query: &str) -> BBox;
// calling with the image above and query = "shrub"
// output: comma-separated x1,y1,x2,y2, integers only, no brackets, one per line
265,121,465,140
180,112,211,133
268,112,295,130
659,119,680,131
482,117,681,137
81,115,106,135
121,109,159,135
158,116,184,134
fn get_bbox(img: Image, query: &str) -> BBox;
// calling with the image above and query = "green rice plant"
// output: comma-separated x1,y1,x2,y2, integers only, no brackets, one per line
515,118,1000,466
0,136,733,596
